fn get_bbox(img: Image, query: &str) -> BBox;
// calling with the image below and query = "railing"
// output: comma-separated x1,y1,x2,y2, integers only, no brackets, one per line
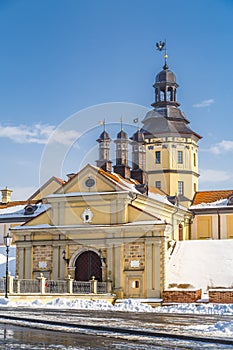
73,281,92,294
15,279,40,293
0,279,5,293
0,274,112,295
45,280,68,294
97,282,108,294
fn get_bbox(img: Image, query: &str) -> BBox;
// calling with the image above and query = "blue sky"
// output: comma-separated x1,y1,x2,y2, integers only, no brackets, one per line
0,0,233,199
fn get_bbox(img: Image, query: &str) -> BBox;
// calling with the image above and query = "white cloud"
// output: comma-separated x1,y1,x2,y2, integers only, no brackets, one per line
0,123,81,145
209,140,233,155
199,169,232,183
11,186,38,201
192,99,214,108
47,129,81,146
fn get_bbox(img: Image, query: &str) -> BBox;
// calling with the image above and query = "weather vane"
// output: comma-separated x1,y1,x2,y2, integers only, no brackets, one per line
156,40,168,68
99,118,106,131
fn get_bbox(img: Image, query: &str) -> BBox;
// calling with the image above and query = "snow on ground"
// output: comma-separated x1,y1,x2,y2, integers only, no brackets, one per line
0,296,232,315
0,297,233,335
167,240,233,291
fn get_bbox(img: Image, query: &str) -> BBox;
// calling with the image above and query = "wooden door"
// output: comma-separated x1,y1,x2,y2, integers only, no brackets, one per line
75,251,102,281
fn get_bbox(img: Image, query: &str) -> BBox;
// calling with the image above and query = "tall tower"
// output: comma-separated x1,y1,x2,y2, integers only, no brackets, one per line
113,124,131,179
142,43,202,206
130,128,147,184
96,124,112,172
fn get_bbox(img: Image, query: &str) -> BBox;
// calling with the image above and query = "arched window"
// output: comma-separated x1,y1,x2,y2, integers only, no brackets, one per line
160,90,165,101
168,87,173,101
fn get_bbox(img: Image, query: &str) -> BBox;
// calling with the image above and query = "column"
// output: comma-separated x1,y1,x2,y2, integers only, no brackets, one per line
145,240,161,298
145,242,153,295
114,245,122,288
53,246,60,280
18,247,24,279
25,246,32,279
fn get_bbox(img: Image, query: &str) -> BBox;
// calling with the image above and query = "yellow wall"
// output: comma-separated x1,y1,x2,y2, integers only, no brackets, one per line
226,215,233,239
196,216,212,239
30,180,62,200
60,167,117,194
145,137,199,206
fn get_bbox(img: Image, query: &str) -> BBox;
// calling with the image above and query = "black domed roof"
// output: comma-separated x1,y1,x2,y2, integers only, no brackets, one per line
156,66,176,84
117,129,128,139
96,130,111,142
130,129,145,142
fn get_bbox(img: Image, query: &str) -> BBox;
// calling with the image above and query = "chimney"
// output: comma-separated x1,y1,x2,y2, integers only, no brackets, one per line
1,187,13,204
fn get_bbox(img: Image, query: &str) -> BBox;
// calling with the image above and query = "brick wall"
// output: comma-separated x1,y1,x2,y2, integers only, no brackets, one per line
33,245,53,271
163,289,202,303
124,242,145,270
209,289,233,303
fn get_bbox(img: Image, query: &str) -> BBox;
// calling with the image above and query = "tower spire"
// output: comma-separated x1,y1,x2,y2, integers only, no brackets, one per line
120,116,123,131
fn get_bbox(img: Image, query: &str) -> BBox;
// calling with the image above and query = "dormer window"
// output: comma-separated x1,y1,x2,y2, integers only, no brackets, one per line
24,204,38,215
227,194,233,205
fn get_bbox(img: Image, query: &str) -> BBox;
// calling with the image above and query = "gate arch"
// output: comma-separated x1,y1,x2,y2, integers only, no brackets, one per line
75,250,102,281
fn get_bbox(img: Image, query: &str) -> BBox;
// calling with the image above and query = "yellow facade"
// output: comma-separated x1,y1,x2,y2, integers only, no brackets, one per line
191,211,233,240
11,164,192,298
146,137,199,207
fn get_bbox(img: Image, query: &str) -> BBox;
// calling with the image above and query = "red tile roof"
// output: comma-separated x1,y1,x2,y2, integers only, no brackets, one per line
192,190,233,205
0,200,37,209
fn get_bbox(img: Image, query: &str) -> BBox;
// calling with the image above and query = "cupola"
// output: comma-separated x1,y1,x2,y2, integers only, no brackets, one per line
96,122,112,172
113,121,131,179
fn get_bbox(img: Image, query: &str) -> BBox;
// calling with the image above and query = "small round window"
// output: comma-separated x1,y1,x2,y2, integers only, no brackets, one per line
85,177,95,188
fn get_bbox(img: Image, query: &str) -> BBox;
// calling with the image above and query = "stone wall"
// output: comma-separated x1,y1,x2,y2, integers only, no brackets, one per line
33,245,53,272
209,289,233,303
163,289,202,303
124,242,145,270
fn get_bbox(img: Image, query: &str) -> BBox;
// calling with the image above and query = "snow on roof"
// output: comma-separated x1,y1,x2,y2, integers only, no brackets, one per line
46,191,130,198
192,190,233,206
0,203,50,218
125,220,164,225
190,198,228,209
13,220,165,230
167,240,233,291
148,191,173,206
47,188,177,209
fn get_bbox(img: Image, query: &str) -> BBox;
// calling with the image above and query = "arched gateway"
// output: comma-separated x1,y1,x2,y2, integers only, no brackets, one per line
75,251,102,281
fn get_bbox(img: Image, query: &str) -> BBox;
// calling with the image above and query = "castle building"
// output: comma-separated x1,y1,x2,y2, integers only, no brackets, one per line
142,60,202,207
10,50,205,298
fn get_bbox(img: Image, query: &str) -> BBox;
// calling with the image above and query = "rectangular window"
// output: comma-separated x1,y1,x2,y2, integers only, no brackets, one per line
155,181,161,190
178,181,184,196
155,151,161,164
178,151,183,164
193,153,196,167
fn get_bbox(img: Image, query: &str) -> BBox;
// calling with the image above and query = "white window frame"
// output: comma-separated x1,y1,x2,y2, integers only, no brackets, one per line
155,151,161,164
178,181,184,196
178,150,183,164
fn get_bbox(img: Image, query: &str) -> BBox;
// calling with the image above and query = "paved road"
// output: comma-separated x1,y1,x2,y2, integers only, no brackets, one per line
0,307,232,349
